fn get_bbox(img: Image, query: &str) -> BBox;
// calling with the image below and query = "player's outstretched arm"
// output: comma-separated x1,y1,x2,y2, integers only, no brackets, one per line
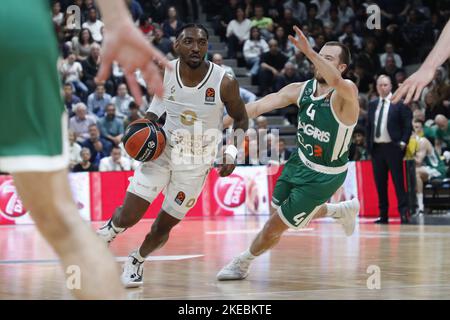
392,19,450,104
95,0,170,104
223,82,303,128
289,26,358,110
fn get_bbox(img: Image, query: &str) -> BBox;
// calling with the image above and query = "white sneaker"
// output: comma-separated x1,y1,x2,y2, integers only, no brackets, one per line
121,251,144,288
96,219,123,245
217,257,251,281
335,198,360,236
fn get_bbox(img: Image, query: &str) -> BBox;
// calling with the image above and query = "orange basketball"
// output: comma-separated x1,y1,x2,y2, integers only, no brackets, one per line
122,119,166,162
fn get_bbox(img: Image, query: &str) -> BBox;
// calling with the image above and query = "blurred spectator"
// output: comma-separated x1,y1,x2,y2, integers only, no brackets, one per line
144,0,167,24
127,0,144,22
112,83,135,118
99,146,133,171
435,115,450,154
275,62,301,92
81,8,104,43
338,23,363,51
274,26,294,57
239,87,257,104
71,28,94,61
152,27,172,55
379,42,403,69
243,27,269,77
212,53,235,77
243,0,255,20
379,56,403,89
265,0,284,24
82,43,114,94
337,0,355,25
259,39,288,96
162,6,184,43
279,8,302,37
354,64,373,94
216,0,240,41
226,7,251,59
251,4,274,40
138,15,154,36
310,0,331,21
69,103,97,143
357,38,381,76
348,126,369,161
99,104,124,146
72,148,99,172
394,70,407,88
52,1,64,29
112,62,125,88
313,33,326,52
81,124,112,166
324,6,344,36
87,84,112,117
412,119,447,214
60,53,88,99
401,9,433,63
424,91,449,121
278,138,292,164
123,101,144,129
63,83,81,117
288,50,311,80
305,4,323,32
429,67,450,103
283,0,307,24
68,130,82,170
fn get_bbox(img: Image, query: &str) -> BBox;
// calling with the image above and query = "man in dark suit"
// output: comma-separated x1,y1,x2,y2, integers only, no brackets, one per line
367,75,412,224
278,138,292,164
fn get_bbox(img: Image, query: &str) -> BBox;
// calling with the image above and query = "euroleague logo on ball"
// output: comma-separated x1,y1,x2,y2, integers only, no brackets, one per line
213,174,246,209
0,179,28,220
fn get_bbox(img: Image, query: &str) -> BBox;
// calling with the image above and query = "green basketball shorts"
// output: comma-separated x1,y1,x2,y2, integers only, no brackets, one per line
0,1,68,173
272,150,347,229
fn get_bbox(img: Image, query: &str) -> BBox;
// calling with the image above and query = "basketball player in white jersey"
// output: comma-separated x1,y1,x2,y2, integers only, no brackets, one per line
97,24,249,287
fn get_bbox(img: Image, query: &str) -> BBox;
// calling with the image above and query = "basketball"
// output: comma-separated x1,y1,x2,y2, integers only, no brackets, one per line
122,119,166,162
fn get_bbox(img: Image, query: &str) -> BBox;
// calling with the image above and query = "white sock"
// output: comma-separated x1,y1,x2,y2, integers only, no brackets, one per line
239,249,256,261
417,193,424,211
111,220,125,233
325,203,342,218
135,248,146,263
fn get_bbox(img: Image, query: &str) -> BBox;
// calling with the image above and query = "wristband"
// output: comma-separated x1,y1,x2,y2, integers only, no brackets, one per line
225,145,238,161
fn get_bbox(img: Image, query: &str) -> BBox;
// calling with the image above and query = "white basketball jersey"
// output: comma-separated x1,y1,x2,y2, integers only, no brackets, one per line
147,59,226,166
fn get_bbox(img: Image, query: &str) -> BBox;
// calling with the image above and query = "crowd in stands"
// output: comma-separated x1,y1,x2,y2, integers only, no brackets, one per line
39,1,449,173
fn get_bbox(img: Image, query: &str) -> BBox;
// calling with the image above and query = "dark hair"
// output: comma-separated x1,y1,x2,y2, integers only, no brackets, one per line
129,101,139,110
79,28,94,45
176,23,209,39
413,119,425,126
353,126,366,136
249,26,261,40
324,41,351,66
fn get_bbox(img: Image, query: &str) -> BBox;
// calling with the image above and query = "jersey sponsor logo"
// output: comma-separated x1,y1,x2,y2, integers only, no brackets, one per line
180,110,198,126
298,121,331,143
314,145,323,157
205,87,215,103
174,191,186,206
0,179,28,221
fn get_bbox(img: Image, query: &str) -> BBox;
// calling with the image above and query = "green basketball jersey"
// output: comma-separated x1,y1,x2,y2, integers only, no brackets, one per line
296,79,355,172
424,147,447,177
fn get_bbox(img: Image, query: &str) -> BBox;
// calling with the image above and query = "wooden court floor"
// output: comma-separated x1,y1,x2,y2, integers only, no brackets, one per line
1,216,450,300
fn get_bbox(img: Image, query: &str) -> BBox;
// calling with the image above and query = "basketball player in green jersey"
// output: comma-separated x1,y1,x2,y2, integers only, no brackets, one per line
0,0,168,298
217,26,360,280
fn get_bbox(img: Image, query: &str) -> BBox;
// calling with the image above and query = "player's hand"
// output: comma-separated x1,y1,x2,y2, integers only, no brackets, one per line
288,26,314,57
96,19,170,105
218,154,236,177
391,66,436,104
